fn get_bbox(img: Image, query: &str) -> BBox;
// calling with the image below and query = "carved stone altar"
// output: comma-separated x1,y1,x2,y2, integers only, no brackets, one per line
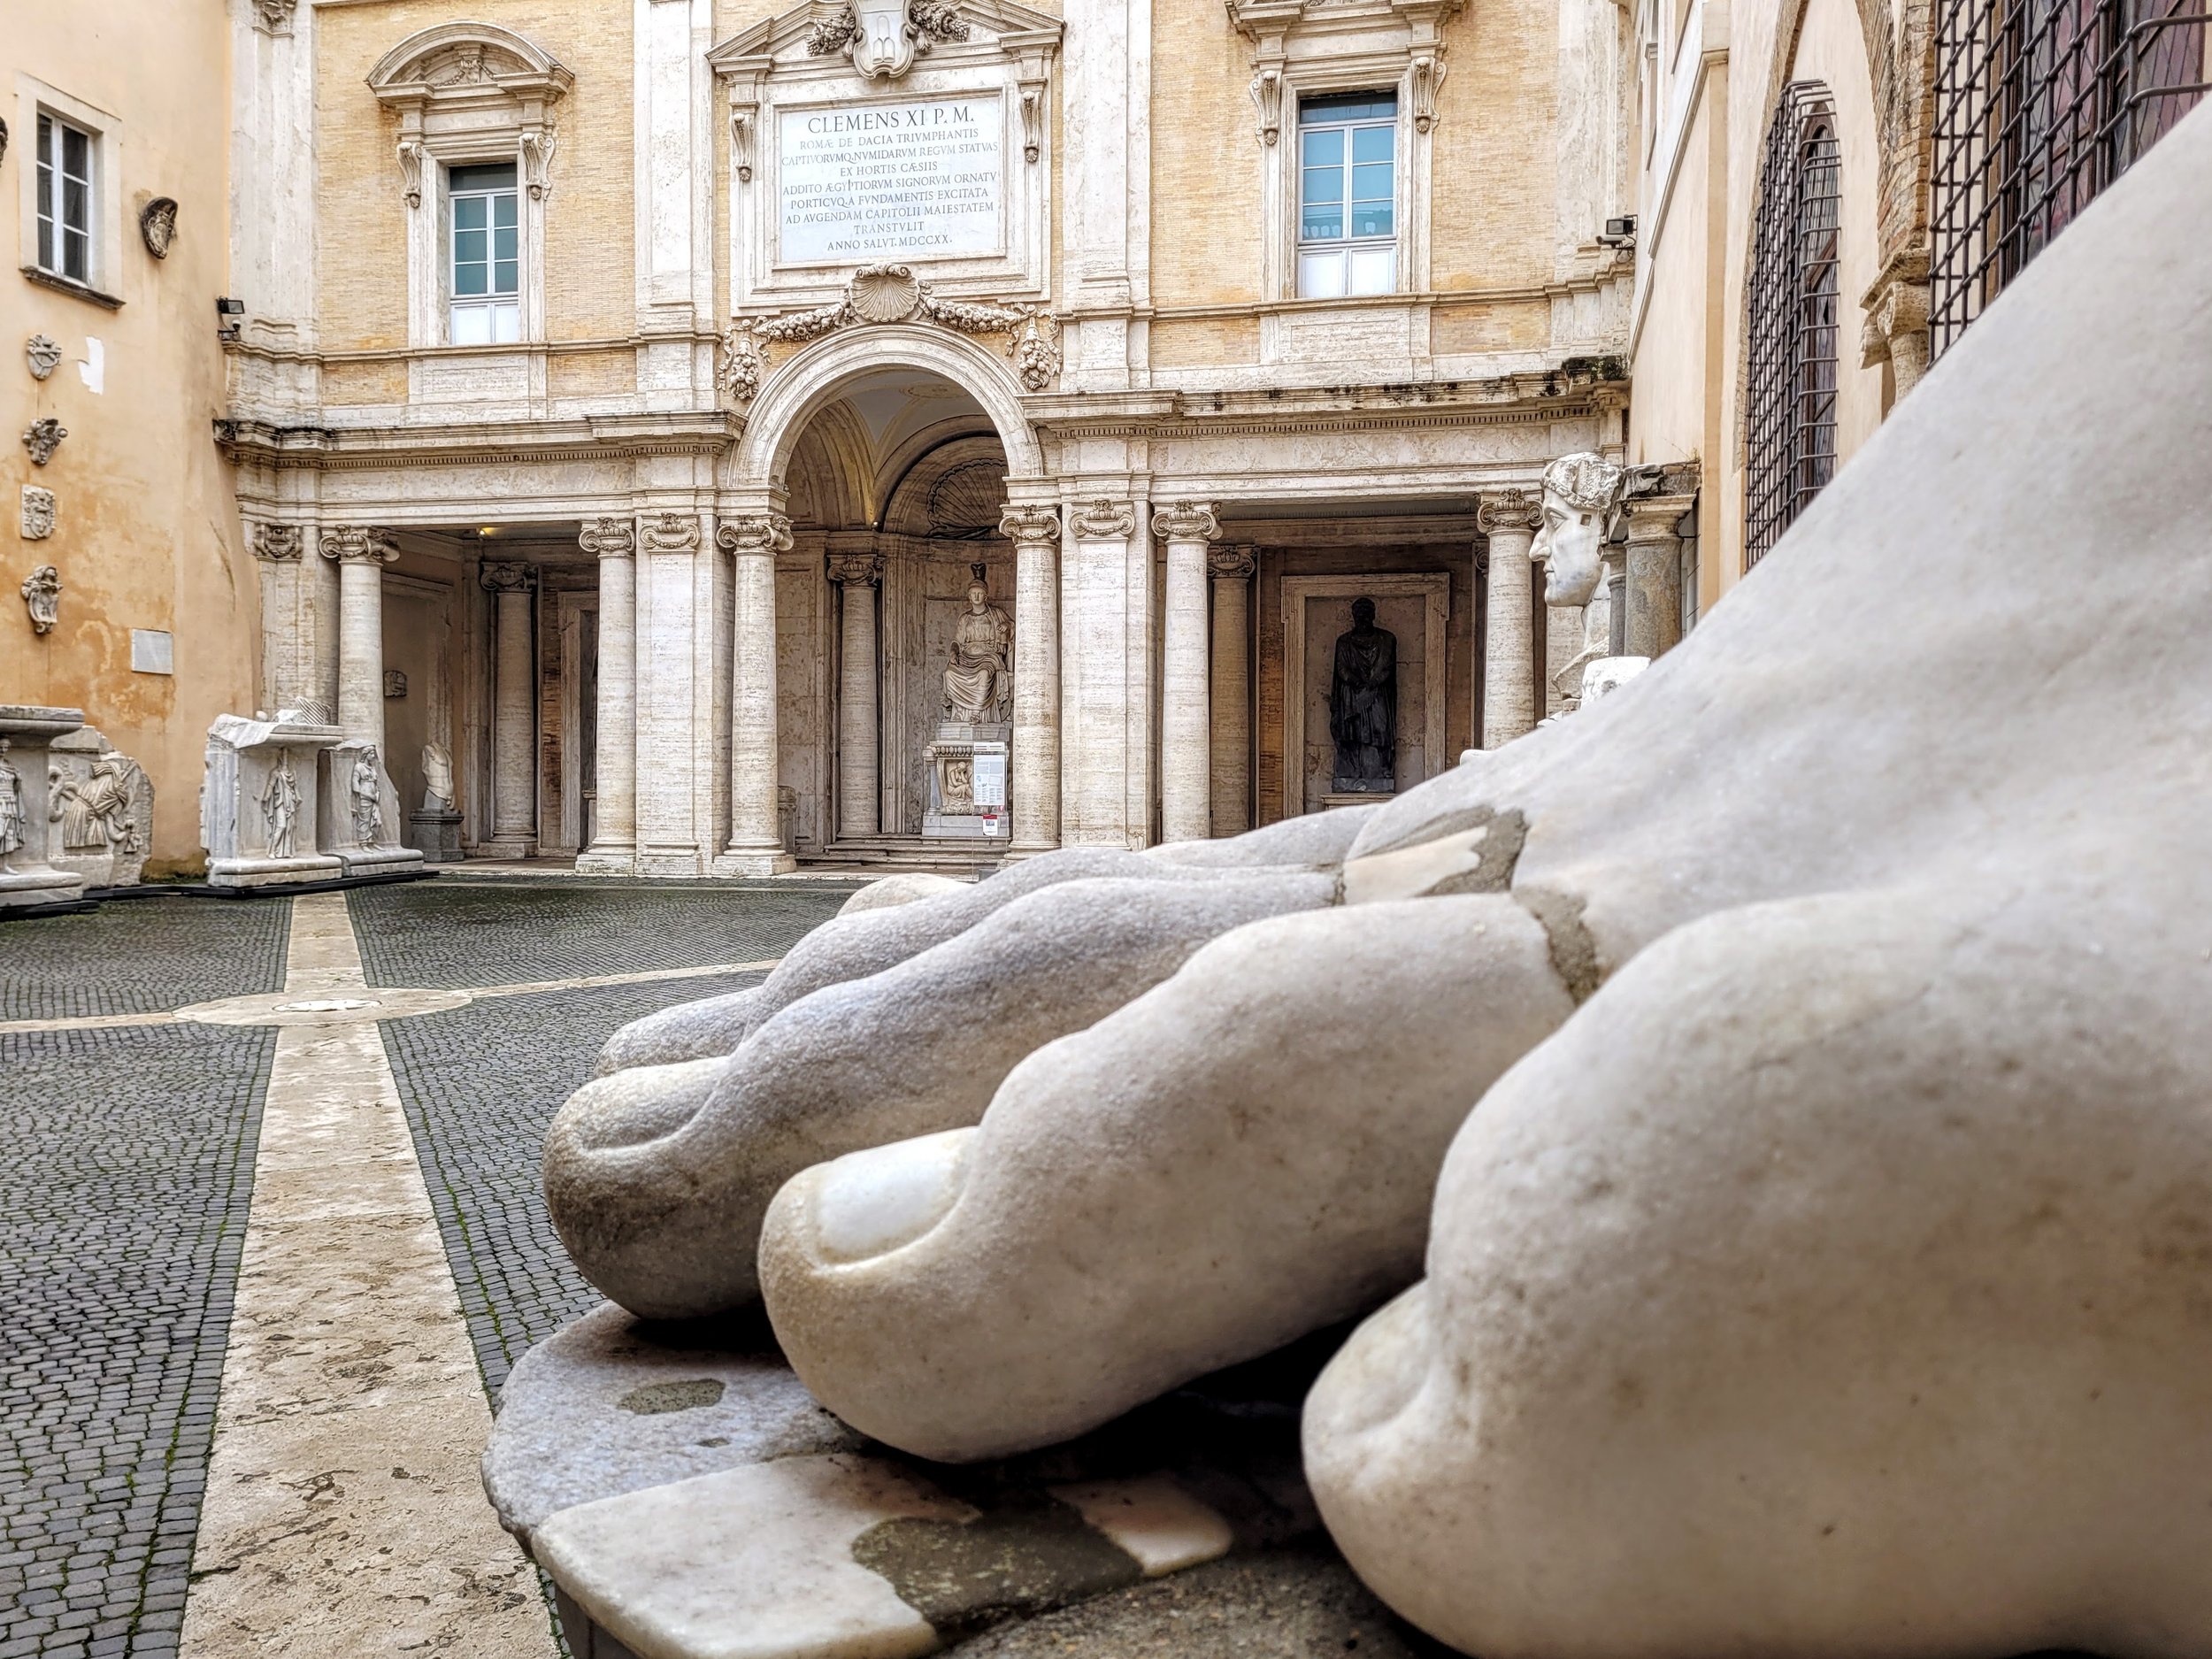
0,705,91,912
201,711,345,888
46,726,153,890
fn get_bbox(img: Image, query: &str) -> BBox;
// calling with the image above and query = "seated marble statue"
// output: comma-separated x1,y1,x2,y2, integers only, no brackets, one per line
943,580,1011,724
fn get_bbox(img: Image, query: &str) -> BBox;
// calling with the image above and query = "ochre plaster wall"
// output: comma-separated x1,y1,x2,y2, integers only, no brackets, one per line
1428,0,1560,292
314,0,637,351
1149,0,1264,311
2,3,253,874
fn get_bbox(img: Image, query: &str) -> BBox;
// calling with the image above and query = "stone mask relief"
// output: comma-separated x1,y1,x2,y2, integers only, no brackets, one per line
22,419,66,467
139,197,179,259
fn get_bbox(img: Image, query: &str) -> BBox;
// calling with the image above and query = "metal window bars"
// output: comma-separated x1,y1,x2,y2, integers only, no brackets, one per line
1745,85,1843,570
1931,0,2207,356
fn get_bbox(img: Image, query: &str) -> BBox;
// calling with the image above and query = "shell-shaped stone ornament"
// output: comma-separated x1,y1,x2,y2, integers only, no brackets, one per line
849,265,924,324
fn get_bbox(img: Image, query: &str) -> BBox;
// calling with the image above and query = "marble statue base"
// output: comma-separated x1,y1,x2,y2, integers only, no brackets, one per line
408,808,465,864
0,704,92,912
1321,790,1394,811
488,1302,1325,1659
922,721,1010,841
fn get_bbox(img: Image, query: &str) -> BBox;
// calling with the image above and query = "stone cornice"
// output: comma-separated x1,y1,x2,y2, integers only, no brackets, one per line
212,413,741,472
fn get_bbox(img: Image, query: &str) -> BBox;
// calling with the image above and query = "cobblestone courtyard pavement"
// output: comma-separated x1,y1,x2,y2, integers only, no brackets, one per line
0,879,862,1659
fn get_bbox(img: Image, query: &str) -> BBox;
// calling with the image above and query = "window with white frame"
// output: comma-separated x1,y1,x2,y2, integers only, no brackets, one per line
1296,91,1398,298
447,163,520,345
36,111,96,285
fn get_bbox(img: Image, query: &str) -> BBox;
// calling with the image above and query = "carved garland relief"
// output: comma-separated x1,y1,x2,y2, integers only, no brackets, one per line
721,264,1063,411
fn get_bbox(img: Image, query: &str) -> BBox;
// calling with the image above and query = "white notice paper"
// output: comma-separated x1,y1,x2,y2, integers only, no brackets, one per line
973,751,1008,809
779,96,1004,265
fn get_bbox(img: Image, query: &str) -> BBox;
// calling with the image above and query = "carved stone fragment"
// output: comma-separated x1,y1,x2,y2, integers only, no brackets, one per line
139,197,179,259
19,487,55,541
22,419,65,466
20,565,60,634
25,336,60,381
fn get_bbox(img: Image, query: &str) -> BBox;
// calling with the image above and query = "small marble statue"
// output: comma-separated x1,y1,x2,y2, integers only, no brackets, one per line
260,750,303,859
350,745,384,842
943,580,1012,724
421,741,455,810
0,739,22,858
1329,598,1398,793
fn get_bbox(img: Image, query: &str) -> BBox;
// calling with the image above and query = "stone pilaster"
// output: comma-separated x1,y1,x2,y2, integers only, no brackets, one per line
1207,544,1257,836
479,560,539,858
827,548,885,841
577,517,637,873
1621,466,1700,661
1001,503,1063,855
717,513,796,875
1478,490,1542,749
319,526,397,754
1153,502,1219,844
1060,496,1151,848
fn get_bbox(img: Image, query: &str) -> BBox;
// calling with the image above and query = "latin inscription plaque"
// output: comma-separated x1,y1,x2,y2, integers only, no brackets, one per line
779,96,1004,264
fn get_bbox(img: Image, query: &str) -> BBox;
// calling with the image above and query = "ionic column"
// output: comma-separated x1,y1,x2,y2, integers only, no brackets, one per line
480,560,539,856
1208,544,1256,836
578,517,636,872
1622,482,1699,660
319,526,397,752
1153,502,1219,844
1000,503,1062,854
1478,489,1542,749
717,512,795,874
827,549,884,841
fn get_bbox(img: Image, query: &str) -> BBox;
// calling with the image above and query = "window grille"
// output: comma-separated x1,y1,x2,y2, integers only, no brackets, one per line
1744,85,1842,569
1930,0,2206,355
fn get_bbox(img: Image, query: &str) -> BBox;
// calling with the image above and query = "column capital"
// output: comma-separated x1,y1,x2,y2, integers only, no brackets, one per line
580,516,637,558
480,559,538,593
1621,493,1700,544
641,512,703,554
1208,544,1257,580
251,522,305,563
717,513,795,556
1476,488,1540,536
998,503,1063,545
1151,502,1220,542
826,551,885,587
1069,498,1138,539
319,526,398,565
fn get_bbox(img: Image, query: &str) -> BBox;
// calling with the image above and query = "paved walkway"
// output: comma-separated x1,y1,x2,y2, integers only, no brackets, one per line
0,879,858,1659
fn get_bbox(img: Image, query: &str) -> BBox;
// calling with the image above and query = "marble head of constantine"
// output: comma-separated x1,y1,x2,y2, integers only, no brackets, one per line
1532,452,1627,609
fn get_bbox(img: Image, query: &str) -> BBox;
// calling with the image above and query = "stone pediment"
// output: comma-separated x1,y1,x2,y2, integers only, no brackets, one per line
707,0,1062,77
367,23,572,104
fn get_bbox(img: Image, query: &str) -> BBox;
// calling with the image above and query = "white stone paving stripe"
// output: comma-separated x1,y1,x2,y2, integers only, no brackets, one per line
178,894,557,1659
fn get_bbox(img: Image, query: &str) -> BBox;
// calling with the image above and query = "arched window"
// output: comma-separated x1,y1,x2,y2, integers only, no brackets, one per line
1745,84,1842,569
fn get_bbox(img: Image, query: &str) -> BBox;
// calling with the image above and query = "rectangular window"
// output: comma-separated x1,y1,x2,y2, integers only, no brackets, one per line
448,163,520,346
1296,92,1398,298
35,111,96,284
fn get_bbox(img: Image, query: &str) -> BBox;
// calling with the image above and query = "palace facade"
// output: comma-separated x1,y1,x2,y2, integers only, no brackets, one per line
4,0,2197,872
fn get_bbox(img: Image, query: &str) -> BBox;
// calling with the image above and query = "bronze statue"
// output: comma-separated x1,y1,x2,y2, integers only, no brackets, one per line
1329,597,1397,793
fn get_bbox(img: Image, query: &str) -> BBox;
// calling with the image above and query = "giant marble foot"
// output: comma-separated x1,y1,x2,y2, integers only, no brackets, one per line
747,93,2212,1526
1304,868,2212,1659
547,869,1334,1317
